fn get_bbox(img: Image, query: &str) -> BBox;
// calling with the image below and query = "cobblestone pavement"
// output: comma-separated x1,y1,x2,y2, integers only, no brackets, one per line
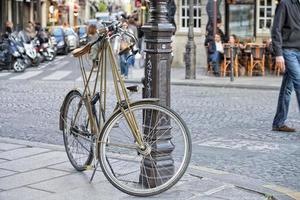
0,79,299,194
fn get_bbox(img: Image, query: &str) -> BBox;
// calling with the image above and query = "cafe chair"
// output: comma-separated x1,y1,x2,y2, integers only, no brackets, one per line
222,43,239,77
248,44,266,76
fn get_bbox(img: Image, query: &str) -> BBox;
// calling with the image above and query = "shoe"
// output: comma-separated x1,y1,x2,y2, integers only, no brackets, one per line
272,125,296,132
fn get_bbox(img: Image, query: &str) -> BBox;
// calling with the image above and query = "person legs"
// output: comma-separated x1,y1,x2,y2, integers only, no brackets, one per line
286,50,300,109
273,49,300,131
210,51,221,76
272,72,293,129
120,54,129,78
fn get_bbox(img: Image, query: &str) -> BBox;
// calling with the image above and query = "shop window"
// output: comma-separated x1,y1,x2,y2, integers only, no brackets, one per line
228,4,255,38
180,0,201,32
257,0,274,32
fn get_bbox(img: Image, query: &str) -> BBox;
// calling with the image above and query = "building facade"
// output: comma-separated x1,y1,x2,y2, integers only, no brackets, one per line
172,0,277,69
0,0,47,33
0,0,93,34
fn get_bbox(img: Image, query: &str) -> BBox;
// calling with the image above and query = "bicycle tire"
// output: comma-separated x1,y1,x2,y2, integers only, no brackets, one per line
97,101,191,196
62,90,94,171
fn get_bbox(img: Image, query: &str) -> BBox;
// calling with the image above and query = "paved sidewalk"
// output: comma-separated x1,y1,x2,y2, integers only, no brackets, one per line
0,137,299,200
126,67,283,90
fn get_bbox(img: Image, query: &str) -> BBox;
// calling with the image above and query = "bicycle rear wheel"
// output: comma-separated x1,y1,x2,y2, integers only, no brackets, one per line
97,101,191,196
62,90,94,171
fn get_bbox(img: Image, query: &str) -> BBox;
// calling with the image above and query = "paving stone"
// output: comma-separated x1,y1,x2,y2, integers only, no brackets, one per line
47,161,90,173
0,168,69,190
0,158,8,163
38,177,198,200
173,176,227,193
29,172,107,193
0,147,50,160
35,180,127,200
0,151,67,172
211,187,267,200
0,143,24,151
0,187,52,200
0,169,17,178
122,189,196,200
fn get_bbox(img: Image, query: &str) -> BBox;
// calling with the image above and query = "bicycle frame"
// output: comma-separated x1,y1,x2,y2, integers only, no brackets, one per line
72,34,145,156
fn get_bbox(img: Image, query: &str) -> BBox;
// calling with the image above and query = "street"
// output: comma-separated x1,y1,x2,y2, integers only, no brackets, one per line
0,54,299,194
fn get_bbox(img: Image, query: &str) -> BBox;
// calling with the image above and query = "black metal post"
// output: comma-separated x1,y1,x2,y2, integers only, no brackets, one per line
184,0,196,79
140,0,175,187
230,45,234,82
213,0,217,37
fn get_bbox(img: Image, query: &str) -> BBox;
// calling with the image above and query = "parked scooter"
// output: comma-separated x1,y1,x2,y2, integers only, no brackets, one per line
35,29,55,62
0,35,27,72
18,30,40,67
33,37,55,62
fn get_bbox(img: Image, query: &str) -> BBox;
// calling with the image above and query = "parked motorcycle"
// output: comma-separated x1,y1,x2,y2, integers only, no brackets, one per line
18,31,40,67
36,29,56,62
0,35,27,72
33,37,55,62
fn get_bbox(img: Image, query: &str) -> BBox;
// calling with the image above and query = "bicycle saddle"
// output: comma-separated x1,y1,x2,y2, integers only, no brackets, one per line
72,43,92,57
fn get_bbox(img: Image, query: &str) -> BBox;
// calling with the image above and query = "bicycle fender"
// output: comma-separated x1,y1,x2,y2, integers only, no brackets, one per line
59,89,82,131
130,98,160,105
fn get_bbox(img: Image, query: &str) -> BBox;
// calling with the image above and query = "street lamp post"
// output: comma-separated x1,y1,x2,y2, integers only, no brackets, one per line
141,0,175,187
184,0,196,79
213,0,217,37
37,0,41,23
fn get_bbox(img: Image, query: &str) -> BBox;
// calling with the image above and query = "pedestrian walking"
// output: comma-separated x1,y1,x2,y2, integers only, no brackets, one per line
272,0,300,132
127,17,138,68
87,24,99,69
119,20,131,78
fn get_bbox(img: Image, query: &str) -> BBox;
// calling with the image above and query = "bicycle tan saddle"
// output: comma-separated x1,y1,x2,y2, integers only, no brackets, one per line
72,43,92,57
72,28,108,58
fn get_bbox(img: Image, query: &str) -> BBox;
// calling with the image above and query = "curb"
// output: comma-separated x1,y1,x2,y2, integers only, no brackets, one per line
124,79,280,91
0,136,298,200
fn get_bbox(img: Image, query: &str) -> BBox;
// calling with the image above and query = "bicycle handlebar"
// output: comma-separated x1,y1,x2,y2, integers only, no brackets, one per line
90,21,138,50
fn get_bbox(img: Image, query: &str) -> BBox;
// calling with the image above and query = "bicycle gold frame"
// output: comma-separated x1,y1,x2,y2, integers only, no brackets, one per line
73,35,145,157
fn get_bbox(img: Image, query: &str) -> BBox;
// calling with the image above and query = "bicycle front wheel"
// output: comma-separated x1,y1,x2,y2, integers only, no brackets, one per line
97,101,191,196
62,90,94,171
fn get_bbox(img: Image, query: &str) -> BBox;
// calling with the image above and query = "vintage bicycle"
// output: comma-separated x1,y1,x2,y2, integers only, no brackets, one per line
59,22,191,197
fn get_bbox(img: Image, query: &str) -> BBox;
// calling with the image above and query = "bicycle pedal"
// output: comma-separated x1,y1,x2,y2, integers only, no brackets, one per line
126,85,139,93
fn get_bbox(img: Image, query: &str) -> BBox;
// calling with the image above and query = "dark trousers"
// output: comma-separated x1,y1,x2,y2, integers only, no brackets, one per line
209,51,222,76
